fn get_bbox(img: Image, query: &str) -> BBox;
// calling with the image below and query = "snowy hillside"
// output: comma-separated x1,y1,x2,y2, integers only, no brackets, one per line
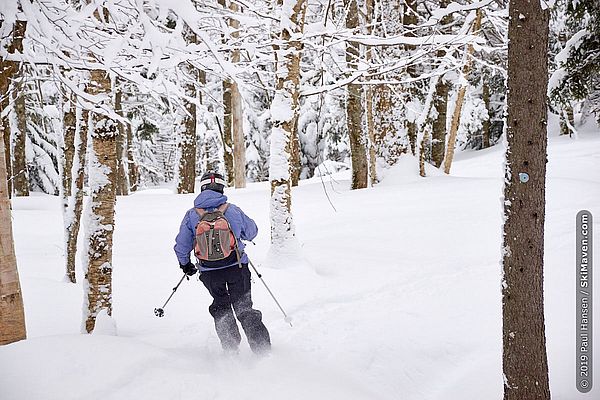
1,130,599,400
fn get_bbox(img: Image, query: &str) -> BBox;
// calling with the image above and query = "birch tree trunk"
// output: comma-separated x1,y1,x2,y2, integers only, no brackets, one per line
232,81,246,188
345,0,368,190
177,27,198,194
366,88,377,184
114,85,129,196
366,0,377,185
62,94,76,205
432,0,452,167
0,132,27,345
222,81,234,185
218,0,235,186
65,105,88,284
126,121,137,192
269,0,308,248
0,76,11,198
61,93,77,283
83,67,118,333
229,3,246,189
373,0,404,165
502,0,550,398
404,0,418,155
0,118,26,345
199,69,216,172
290,121,301,187
443,9,482,174
418,125,431,177
559,103,575,137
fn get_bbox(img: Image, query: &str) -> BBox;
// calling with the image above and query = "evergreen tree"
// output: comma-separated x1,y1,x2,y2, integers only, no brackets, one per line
502,0,551,398
550,0,600,126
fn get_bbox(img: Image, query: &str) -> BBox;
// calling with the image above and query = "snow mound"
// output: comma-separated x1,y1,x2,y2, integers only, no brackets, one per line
92,309,118,336
377,153,446,186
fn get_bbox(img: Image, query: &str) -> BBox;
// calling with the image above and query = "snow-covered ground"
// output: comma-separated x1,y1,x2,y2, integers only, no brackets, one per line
1,128,599,400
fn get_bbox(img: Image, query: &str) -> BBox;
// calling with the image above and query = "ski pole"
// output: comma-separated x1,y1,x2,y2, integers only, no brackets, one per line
247,258,293,327
154,273,188,317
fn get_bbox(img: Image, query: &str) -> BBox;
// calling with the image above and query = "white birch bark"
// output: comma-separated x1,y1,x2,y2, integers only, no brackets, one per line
0,118,26,345
269,0,308,250
81,5,118,333
443,9,483,174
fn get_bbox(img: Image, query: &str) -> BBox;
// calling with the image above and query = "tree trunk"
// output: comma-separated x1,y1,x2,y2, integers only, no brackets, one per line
12,79,29,196
443,9,482,174
404,0,418,155
229,3,247,189
345,0,368,190
566,106,575,135
222,80,234,185
177,27,198,194
83,69,117,334
502,0,551,399
65,105,88,284
373,0,404,165
559,103,575,137
232,82,246,188
219,0,235,186
482,79,491,148
10,21,27,196
114,85,129,196
0,121,27,345
1,20,27,198
419,127,430,177
269,0,308,247
199,69,219,172
432,78,449,167
366,0,377,185
126,121,137,192
62,94,76,203
290,120,301,187
0,79,11,198
432,0,453,167
347,83,368,189
61,93,77,283
444,86,467,171
366,88,377,184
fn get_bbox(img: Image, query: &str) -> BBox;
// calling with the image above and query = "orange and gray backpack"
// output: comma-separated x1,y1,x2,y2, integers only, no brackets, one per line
194,203,242,268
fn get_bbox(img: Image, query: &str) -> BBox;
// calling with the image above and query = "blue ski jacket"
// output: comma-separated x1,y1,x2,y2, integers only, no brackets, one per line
174,190,258,271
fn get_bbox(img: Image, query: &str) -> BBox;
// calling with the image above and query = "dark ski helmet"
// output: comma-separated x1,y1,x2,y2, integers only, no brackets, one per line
200,172,226,193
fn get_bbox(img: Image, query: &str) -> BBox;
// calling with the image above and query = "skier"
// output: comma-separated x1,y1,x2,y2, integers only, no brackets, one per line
174,171,271,355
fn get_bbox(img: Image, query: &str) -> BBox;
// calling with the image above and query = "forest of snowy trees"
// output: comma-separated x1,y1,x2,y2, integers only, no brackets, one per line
0,1,596,195
0,2,597,190
1,0,599,399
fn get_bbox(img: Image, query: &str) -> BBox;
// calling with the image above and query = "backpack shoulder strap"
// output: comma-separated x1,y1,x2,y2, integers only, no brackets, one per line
194,208,205,218
218,203,229,213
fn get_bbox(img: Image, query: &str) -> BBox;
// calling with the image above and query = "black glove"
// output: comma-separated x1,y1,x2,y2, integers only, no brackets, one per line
180,261,197,276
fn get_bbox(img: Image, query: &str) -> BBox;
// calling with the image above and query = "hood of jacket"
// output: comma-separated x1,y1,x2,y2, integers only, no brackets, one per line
193,190,228,209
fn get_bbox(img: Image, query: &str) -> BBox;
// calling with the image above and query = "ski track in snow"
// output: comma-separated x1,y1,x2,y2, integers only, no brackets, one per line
1,130,599,399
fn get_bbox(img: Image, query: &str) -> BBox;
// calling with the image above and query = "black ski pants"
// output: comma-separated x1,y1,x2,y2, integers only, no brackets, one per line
199,264,271,354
